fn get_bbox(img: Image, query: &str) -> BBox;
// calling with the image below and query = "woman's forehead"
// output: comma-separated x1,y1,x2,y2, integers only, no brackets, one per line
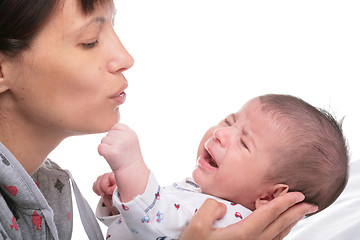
57,0,114,14
46,0,114,36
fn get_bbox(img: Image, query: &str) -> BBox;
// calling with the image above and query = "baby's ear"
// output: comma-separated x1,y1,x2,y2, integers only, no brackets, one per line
255,184,289,209
272,184,289,198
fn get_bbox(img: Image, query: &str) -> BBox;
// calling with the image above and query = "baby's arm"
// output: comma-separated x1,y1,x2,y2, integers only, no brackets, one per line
98,123,150,203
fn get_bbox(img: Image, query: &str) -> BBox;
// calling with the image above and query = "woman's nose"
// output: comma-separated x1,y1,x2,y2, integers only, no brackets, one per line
107,30,134,74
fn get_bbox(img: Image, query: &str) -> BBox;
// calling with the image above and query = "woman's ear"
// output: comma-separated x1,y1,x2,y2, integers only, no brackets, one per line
0,60,10,93
255,184,289,209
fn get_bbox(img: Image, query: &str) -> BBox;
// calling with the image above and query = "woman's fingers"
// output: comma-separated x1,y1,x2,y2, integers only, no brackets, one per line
228,192,317,240
272,217,301,240
185,192,317,240
245,192,305,232
179,198,227,240
264,202,318,240
193,198,227,224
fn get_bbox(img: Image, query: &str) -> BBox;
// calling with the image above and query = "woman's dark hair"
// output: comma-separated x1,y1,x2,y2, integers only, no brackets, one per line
0,0,109,57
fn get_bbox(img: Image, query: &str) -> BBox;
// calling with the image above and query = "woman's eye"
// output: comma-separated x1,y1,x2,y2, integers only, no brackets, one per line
82,40,99,49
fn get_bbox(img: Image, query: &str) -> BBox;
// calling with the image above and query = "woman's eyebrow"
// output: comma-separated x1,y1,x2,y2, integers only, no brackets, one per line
68,16,106,38
78,16,106,32
63,16,106,38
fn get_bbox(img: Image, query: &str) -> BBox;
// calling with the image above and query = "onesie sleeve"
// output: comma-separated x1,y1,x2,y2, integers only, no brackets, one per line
95,198,121,227
112,171,193,240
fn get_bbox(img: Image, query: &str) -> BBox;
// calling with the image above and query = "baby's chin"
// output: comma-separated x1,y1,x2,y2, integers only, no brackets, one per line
191,167,204,188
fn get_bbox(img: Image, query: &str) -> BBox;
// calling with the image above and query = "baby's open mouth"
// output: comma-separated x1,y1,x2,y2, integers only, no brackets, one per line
204,149,218,168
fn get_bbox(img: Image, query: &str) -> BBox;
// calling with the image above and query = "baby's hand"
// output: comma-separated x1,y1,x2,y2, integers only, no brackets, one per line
98,123,149,203
98,123,143,172
93,172,119,215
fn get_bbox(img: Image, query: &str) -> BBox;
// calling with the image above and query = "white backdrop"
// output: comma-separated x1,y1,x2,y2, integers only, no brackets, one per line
49,0,360,238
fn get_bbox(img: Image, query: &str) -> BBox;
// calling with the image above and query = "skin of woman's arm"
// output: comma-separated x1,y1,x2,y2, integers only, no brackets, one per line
179,192,318,240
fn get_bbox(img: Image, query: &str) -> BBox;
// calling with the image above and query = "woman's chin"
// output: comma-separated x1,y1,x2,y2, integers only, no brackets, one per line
95,122,119,133
96,113,120,132
68,120,119,136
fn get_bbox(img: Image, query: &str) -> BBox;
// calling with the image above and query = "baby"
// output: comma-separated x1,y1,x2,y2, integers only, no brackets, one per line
94,94,348,240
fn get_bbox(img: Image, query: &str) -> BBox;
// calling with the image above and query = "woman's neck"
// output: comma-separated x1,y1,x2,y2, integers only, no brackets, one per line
0,119,65,175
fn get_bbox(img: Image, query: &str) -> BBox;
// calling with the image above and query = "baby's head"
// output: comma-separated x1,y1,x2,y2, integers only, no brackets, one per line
259,94,348,214
193,94,348,214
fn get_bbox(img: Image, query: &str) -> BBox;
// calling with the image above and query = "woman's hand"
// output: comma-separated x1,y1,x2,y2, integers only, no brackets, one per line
179,192,317,240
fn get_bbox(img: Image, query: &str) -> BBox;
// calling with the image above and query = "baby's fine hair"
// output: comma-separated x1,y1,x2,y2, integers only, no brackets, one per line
259,94,349,215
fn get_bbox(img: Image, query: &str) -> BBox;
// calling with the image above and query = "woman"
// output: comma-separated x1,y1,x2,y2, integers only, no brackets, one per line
0,0,315,239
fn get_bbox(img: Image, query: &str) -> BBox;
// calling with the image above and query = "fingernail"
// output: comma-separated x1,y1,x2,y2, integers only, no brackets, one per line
295,192,305,203
307,205,318,214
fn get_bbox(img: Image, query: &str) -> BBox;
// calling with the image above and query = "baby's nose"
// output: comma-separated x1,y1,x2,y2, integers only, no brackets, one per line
213,127,233,146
